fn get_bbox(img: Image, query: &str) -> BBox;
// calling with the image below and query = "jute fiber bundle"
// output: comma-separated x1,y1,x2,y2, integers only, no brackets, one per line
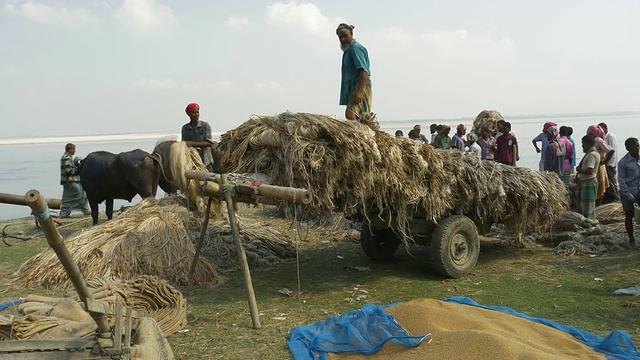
193,217,296,272
216,112,567,240
471,109,504,135
8,197,223,290
542,210,628,255
85,275,187,335
1,298,96,340
595,202,625,224
166,140,219,214
330,299,605,360
0,276,186,340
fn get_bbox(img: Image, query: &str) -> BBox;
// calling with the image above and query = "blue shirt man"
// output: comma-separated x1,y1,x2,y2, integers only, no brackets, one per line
337,23,371,120
618,137,640,248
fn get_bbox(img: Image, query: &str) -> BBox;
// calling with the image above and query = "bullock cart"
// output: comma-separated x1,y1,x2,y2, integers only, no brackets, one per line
214,112,569,279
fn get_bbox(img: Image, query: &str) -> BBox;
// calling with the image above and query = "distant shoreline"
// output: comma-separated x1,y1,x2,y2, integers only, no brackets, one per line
383,110,640,125
0,133,216,146
1,111,638,145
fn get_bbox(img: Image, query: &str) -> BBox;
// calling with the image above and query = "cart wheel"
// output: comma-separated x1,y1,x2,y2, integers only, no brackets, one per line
431,215,479,278
360,225,401,260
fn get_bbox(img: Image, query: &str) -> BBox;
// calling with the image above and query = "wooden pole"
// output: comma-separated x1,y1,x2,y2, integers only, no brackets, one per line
187,196,214,298
185,170,311,204
0,192,61,209
221,174,261,329
24,189,112,338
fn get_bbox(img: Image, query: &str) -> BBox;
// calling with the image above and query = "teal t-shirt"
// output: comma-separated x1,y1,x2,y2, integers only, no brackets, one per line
339,40,371,105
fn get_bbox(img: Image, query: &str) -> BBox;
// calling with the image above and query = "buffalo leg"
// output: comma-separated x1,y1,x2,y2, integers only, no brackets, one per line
89,200,99,226
106,199,114,220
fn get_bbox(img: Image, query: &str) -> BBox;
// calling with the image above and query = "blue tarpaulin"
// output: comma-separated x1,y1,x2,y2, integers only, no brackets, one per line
0,299,22,312
288,297,640,360
288,302,430,360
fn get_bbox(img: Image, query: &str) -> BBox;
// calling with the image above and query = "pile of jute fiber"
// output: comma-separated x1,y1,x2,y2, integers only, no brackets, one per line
191,217,296,272
330,299,605,360
8,197,223,290
0,275,186,340
216,112,567,240
470,109,505,135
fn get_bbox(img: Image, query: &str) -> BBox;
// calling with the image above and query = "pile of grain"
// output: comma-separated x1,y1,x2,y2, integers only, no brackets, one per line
330,299,605,360
216,112,567,240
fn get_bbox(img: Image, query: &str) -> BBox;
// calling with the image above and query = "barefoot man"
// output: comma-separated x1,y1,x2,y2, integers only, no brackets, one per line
618,137,640,249
337,23,371,120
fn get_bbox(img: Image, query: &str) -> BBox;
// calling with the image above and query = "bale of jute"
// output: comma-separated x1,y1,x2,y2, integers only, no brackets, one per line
8,198,224,290
0,275,186,340
595,202,625,224
215,112,567,240
471,109,504,136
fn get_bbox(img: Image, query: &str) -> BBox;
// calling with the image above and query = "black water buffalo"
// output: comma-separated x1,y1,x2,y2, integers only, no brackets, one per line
152,140,222,194
79,149,161,225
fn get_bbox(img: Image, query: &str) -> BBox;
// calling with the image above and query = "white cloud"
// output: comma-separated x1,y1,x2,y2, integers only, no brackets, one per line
253,81,285,92
419,29,517,60
265,1,340,38
132,78,178,89
181,81,232,91
132,79,235,91
376,26,412,45
114,0,178,34
225,15,252,30
3,1,95,28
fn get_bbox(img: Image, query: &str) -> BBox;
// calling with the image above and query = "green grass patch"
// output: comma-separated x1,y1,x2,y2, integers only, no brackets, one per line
1,211,639,359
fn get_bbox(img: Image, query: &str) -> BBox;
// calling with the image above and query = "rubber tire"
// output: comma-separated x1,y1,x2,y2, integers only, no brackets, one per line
360,225,401,261
431,215,480,278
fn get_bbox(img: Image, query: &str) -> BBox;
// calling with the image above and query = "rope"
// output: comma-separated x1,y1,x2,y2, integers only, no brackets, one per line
249,181,264,190
221,184,236,198
31,202,50,221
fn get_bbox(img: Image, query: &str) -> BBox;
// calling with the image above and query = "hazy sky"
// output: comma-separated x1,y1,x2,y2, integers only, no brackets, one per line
1,0,639,138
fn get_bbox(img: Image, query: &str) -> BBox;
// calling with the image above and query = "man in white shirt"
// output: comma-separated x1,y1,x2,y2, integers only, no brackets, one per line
599,122,619,199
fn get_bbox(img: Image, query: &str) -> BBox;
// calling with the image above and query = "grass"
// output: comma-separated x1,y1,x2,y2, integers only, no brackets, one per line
1,208,639,359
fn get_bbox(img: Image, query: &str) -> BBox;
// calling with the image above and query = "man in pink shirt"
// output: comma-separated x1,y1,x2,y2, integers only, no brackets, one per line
559,126,575,189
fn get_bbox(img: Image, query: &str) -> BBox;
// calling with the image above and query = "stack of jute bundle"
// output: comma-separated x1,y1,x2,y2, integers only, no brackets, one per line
470,109,504,135
86,275,187,335
0,275,186,340
192,218,296,272
216,112,568,240
9,197,223,290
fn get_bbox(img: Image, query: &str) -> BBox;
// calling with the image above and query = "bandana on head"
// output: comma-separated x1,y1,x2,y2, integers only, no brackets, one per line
547,125,559,137
185,103,200,115
336,23,354,34
586,125,605,140
542,121,557,133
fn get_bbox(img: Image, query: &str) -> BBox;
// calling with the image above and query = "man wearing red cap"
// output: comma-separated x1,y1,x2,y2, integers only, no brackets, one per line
181,102,216,171
532,121,557,171
336,23,371,121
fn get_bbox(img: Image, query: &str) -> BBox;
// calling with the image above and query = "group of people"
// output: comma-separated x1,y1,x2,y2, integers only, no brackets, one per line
548,123,640,249
396,120,520,166
395,119,640,249
529,122,619,219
